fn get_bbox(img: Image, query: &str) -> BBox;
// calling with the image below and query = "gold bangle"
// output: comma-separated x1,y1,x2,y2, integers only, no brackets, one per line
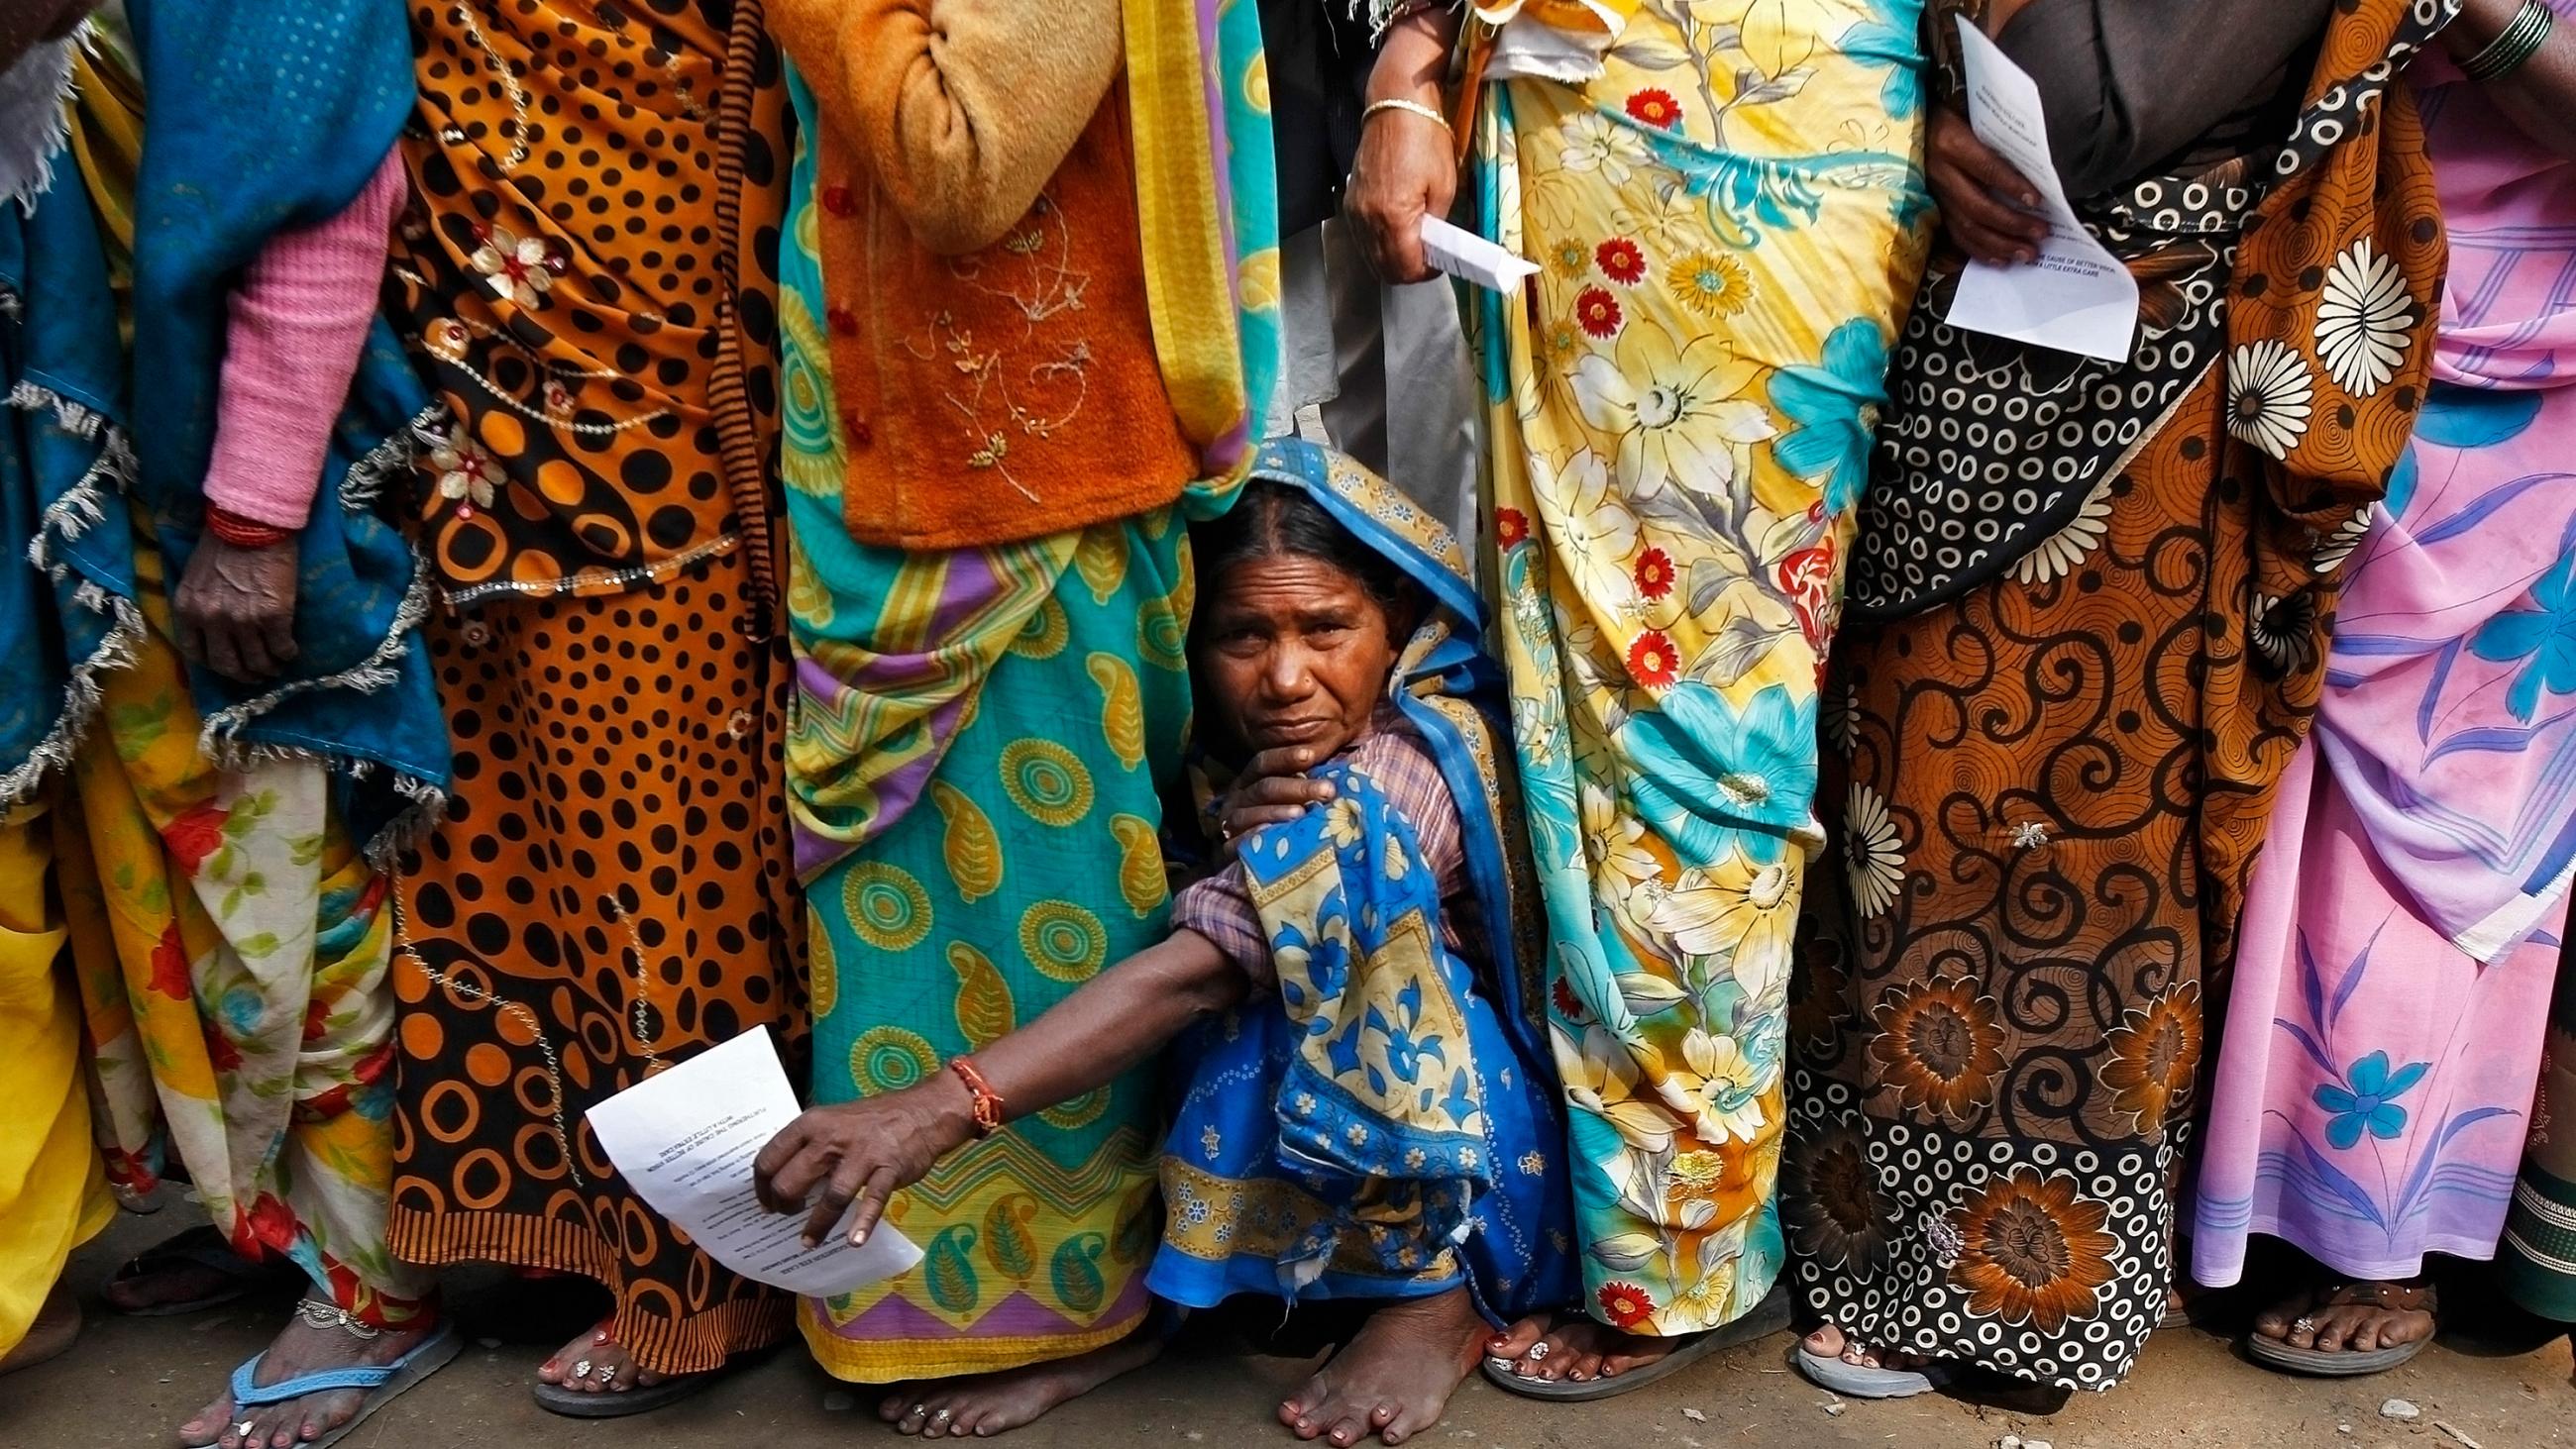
1361,97,1454,136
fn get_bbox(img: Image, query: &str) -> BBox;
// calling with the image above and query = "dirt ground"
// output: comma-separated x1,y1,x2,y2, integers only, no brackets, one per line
8,1198,2573,1448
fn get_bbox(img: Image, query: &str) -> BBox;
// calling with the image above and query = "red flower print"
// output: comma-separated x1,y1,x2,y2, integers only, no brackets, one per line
1496,506,1531,550
1778,543,1839,652
204,1021,244,1076
1552,977,1585,1021
1634,546,1675,600
1626,630,1680,688
161,798,229,877
1597,1280,1657,1328
1595,237,1647,286
302,994,334,1043
1625,88,1682,130
244,1193,299,1254
148,922,193,1001
1574,285,1623,340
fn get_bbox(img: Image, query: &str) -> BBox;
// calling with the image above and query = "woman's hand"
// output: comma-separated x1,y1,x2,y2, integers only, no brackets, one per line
1344,12,1462,283
1216,746,1335,860
753,1077,976,1247
174,535,301,683
1926,105,2050,266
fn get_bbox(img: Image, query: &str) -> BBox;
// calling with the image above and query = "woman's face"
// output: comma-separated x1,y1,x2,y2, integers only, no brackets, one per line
1197,553,1401,762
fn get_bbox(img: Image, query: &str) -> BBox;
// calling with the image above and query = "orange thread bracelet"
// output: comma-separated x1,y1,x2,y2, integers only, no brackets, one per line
206,506,291,549
949,1056,1005,1136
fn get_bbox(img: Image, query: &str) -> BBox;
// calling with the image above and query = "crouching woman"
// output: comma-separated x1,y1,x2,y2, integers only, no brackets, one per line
754,441,1572,1445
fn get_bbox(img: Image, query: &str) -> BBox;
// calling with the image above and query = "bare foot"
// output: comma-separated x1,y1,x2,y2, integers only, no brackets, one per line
0,1282,79,1376
1483,1311,1682,1385
1279,1288,1487,1447
536,1318,671,1397
1799,1323,1928,1372
878,1330,1164,1438
178,1304,436,1449
2252,1280,2435,1357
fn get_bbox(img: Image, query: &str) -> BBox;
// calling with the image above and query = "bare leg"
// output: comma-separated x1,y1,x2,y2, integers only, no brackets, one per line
1278,1288,1487,1448
878,1329,1164,1439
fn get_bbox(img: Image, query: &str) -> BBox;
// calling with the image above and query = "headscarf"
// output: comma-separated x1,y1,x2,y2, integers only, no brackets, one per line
0,0,446,857
1156,436,1569,1319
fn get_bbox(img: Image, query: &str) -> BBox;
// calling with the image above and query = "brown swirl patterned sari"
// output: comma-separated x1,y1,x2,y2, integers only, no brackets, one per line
382,0,803,1377
1785,0,2453,1392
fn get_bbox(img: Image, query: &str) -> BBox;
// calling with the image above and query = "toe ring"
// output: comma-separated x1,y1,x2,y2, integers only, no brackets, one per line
1526,1340,1551,1361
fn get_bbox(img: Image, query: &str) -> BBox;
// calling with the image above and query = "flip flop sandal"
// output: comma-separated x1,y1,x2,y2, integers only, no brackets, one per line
1479,1283,1793,1401
187,1317,462,1449
106,1224,278,1317
532,1366,731,1418
2246,1280,2437,1378
1791,1344,1951,1399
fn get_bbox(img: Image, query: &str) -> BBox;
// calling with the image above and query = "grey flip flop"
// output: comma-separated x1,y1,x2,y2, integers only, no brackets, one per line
1791,1343,1950,1398
2246,1280,2437,1378
1480,1283,1793,1401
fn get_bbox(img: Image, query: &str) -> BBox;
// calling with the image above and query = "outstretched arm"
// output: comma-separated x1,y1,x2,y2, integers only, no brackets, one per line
768,0,1123,256
755,928,1247,1247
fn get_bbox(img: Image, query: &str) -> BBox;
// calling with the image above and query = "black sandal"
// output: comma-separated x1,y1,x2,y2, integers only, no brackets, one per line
2246,1279,2437,1377
104,1224,279,1317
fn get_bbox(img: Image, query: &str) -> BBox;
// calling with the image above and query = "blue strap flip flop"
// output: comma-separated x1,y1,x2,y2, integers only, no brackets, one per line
190,1316,461,1449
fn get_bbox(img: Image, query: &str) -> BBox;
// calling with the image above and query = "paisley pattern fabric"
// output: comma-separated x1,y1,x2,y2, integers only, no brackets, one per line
384,0,804,1376
779,5,1278,1362
1149,438,1571,1323
1787,0,2451,1392
1471,0,1933,1337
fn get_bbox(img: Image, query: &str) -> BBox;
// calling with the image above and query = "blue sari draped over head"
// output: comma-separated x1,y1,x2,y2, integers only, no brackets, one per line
1149,438,1574,1323
0,0,445,856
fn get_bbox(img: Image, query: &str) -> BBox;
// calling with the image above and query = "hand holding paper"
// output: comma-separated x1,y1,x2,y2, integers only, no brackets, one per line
1420,216,1541,293
587,1030,922,1296
1942,18,2140,362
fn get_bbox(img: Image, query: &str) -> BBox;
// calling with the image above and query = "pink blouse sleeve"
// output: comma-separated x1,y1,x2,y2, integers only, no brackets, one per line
199,149,408,530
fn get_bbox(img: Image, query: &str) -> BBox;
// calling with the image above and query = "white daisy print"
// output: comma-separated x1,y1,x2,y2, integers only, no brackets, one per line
2312,504,2374,572
1557,111,1652,187
2249,590,2318,672
2315,238,2414,398
429,425,499,510
1844,781,1905,918
1823,679,1861,757
2226,340,2314,460
2011,476,2115,585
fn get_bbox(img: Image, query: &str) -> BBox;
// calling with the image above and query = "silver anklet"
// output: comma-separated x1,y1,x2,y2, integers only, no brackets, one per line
294,1299,385,1341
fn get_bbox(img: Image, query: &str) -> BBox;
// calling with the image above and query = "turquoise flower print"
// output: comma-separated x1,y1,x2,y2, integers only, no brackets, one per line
1770,319,1889,517
1619,682,1817,867
1839,0,1926,121
2471,554,2576,722
2312,1051,2427,1151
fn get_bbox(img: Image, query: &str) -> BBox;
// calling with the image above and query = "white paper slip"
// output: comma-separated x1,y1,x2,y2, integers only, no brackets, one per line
1943,17,2139,362
1420,216,1540,293
587,1029,923,1296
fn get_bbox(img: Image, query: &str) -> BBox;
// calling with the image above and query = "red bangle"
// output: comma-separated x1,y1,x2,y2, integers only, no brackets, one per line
948,1057,1005,1137
206,506,291,549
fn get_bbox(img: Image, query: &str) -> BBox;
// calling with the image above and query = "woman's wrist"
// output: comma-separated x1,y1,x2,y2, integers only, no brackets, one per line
1365,10,1455,107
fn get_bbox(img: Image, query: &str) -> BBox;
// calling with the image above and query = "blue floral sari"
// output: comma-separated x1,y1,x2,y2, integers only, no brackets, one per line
1149,439,1574,1321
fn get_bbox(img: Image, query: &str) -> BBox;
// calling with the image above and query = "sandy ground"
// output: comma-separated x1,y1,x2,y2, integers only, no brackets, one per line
8,1199,2574,1448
